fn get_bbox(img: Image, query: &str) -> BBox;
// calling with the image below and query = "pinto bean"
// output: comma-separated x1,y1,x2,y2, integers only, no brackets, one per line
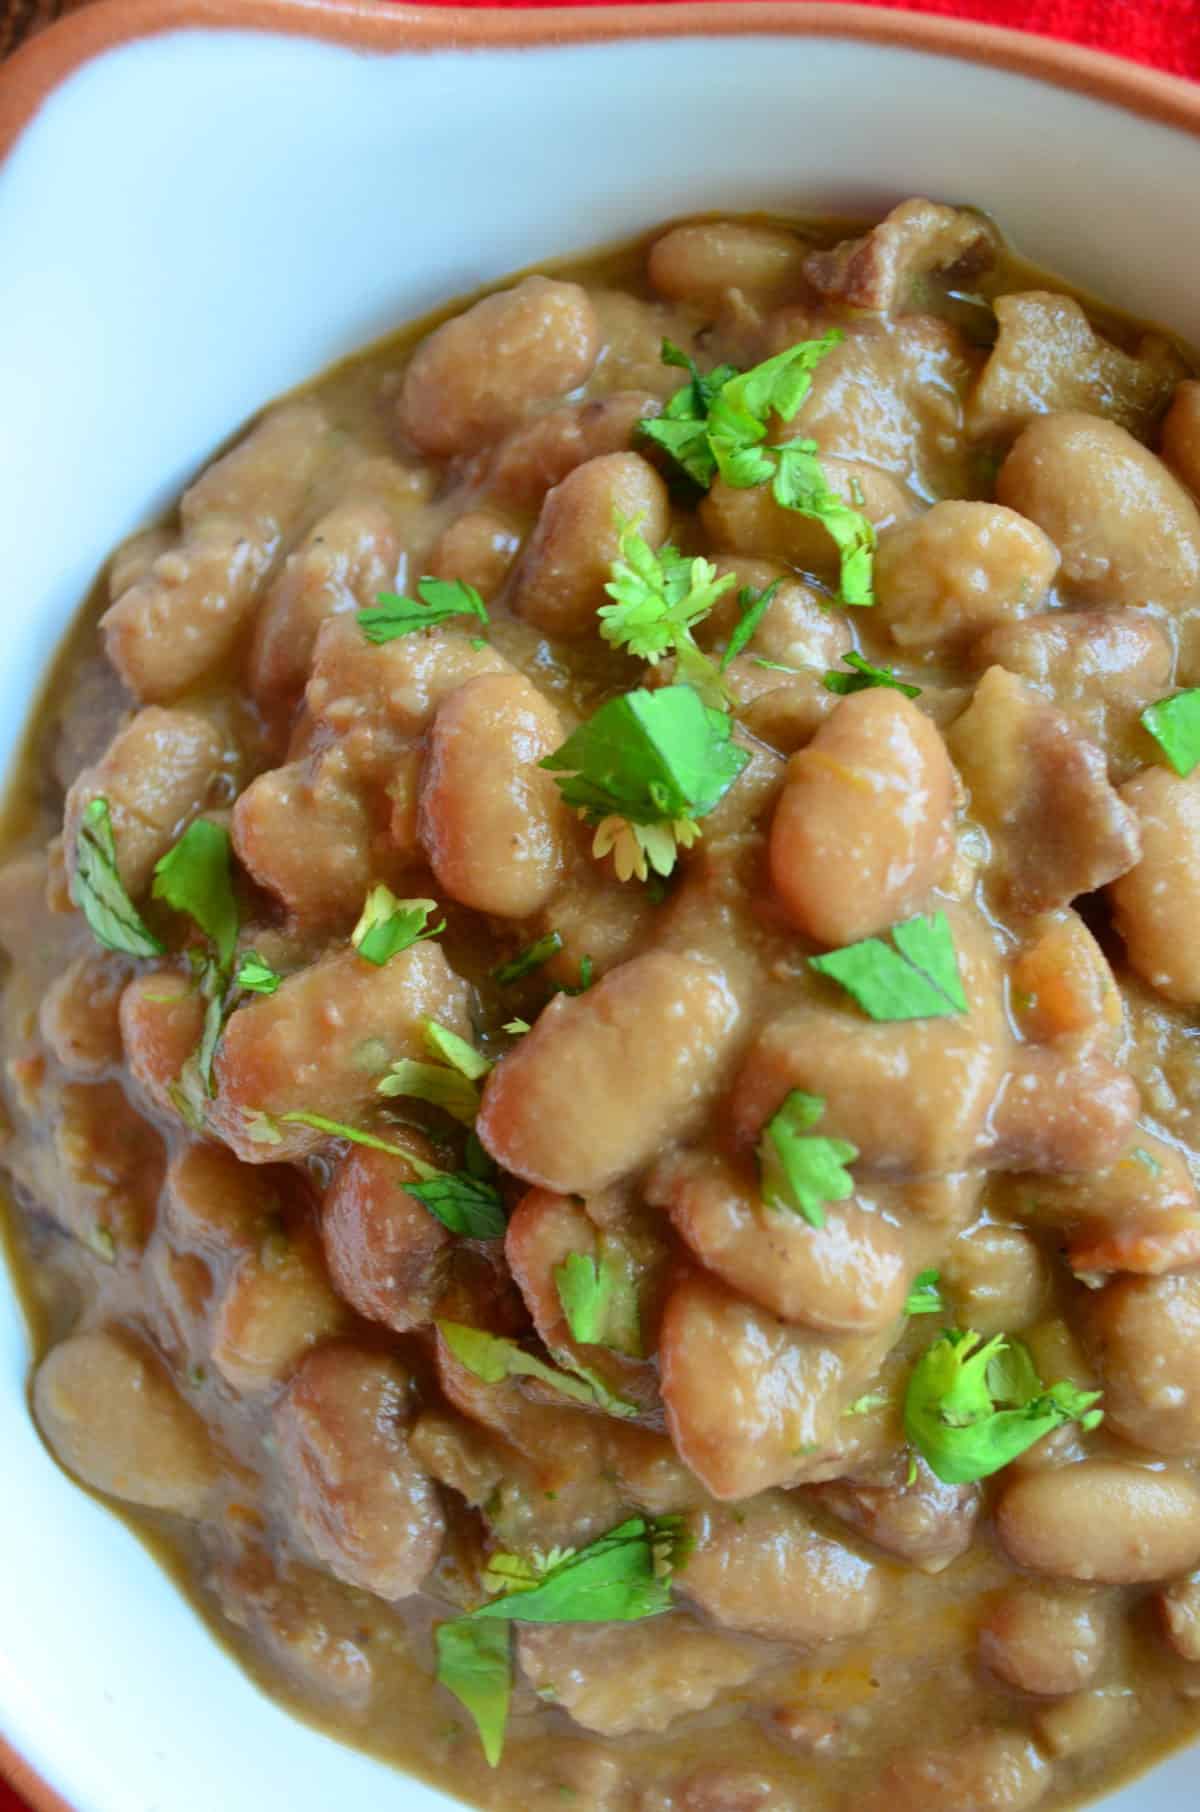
164,1142,295,1261
875,502,1058,655
248,495,403,707
701,458,916,580
47,1079,164,1254
680,1493,882,1645
649,221,808,304
64,707,226,898
703,557,853,667
996,412,1200,610
804,200,996,314
943,1224,1049,1336
34,1327,218,1516
484,391,661,509
274,1344,445,1599
232,747,376,932
645,1147,907,1334
516,1616,758,1738
1033,1688,1137,1760
299,615,510,747
418,673,570,917
986,1051,1139,1176
1009,908,1123,1056
210,1219,347,1394
1161,378,1200,496
1159,1572,1200,1662
39,949,127,1077
477,952,740,1194
398,276,600,458
769,689,956,944
855,1729,1050,1812
427,508,520,601
1080,1272,1200,1455
512,451,669,638
947,666,1141,912
995,1461,1200,1584
119,971,207,1119
730,908,1009,1178
102,402,335,700
1110,766,1200,1005
320,1140,452,1332
980,1583,1108,1696
532,843,657,983
213,1546,377,1714
209,941,472,1163
807,1455,980,1574
658,1271,887,1499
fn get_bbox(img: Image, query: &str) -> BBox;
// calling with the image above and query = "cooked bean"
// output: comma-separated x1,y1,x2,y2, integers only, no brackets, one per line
165,1142,295,1261
532,843,657,983
704,557,853,667
274,1344,445,1599
701,458,915,579
64,707,226,897
119,970,207,1119
1009,908,1123,1056
210,941,472,1162
477,952,740,1193
1110,766,1200,1005
320,1140,452,1332
769,689,956,944
102,402,335,700
248,495,403,707
645,1146,907,1334
804,199,996,313
681,1494,883,1645
1013,1133,1195,1228
427,508,520,601
855,1729,1050,1812
516,1616,758,1737
986,1051,1139,1176
807,1455,980,1574
1034,1687,1137,1760
1080,1273,1200,1454
398,276,600,458
418,673,569,917
210,1221,347,1393
947,666,1141,912
1159,1571,1200,1662
1161,378,1200,495
39,949,126,1077
659,1271,887,1499
649,221,807,304
875,502,1058,654
665,1768,795,1812
300,615,510,746
34,1327,218,1516
512,451,669,638
232,747,376,932
971,292,1179,441
48,1079,164,1254
996,412,1200,610
214,1546,377,1713
484,390,660,508
995,1461,1200,1584
943,1223,1049,1335
730,909,1009,1178
980,1583,1108,1695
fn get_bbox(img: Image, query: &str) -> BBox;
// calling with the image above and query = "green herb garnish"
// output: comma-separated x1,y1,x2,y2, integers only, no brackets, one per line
351,888,445,966
233,952,282,995
904,1328,1103,1484
823,650,921,699
493,931,563,985
598,520,734,708
758,1090,858,1229
719,581,783,672
71,798,164,959
905,1269,944,1316
357,577,489,644
438,1322,637,1419
554,1248,642,1356
1141,688,1200,777
810,912,967,1022
151,819,238,969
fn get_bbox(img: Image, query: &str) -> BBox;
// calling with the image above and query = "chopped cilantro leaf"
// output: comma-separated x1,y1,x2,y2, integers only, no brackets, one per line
599,520,733,702
554,1248,642,1355
234,952,282,995
71,798,164,959
758,1090,858,1229
720,580,782,672
1141,688,1200,776
435,1620,510,1769
351,888,444,966
810,912,967,1022
905,1328,1103,1484
844,1391,890,1418
541,684,748,828
905,1269,944,1316
438,1322,637,1418
358,577,489,644
376,1059,481,1124
423,1020,492,1082
823,650,921,699
493,931,563,985
151,819,239,970
772,440,876,607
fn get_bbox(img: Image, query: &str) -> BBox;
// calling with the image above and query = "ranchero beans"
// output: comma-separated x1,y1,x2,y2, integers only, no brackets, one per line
4,199,1200,1812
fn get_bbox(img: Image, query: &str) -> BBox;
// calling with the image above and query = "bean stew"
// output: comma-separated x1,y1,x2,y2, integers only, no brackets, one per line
4,199,1200,1812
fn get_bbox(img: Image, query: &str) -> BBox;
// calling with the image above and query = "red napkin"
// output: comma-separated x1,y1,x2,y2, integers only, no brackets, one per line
0,0,1195,1808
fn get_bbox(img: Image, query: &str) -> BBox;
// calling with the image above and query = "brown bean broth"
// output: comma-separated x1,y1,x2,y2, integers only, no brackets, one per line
2,210,1200,1812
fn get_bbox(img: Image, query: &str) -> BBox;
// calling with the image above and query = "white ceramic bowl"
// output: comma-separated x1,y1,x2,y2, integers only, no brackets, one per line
2,4,1199,1808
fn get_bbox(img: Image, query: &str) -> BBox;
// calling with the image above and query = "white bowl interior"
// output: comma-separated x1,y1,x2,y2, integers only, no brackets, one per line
2,18,1200,1812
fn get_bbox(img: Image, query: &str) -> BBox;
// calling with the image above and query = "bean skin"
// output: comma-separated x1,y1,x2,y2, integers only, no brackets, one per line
477,952,741,1194
979,1583,1108,1696
320,1139,452,1333
995,1460,1200,1584
875,501,1058,655
768,689,956,944
1080,1272,1200,1454
1109,766,1200,1005
511,451,669,638
854,1729,1050,1812
648,221,808,304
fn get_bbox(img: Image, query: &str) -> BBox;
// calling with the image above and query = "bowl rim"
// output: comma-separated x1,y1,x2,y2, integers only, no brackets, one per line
3,0,1200,159
2,2,1200,1809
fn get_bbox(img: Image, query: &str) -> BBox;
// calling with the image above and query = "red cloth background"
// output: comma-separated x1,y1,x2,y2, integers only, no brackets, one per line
0,0,1195,1808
